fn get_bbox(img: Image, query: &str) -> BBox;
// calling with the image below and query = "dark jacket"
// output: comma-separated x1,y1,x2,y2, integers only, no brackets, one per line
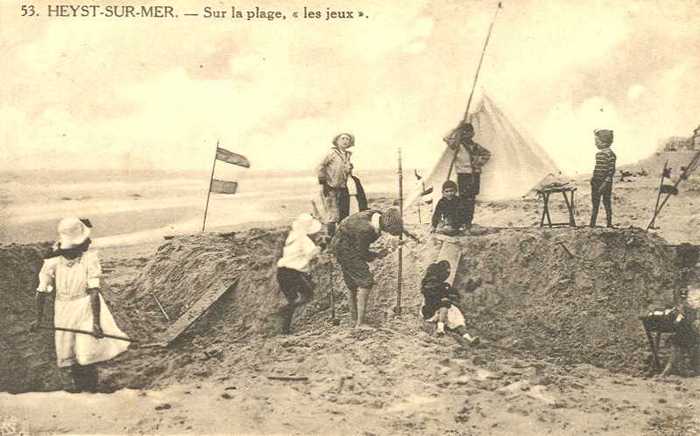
432,197,463,228
332,210,380,261
421,262,459,319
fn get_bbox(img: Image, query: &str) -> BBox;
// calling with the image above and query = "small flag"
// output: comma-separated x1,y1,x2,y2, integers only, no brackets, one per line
660,184,678,195
216,147,250,168
210,179,238,195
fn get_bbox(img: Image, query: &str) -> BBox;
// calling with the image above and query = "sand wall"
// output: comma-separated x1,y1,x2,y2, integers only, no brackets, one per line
0,242,63,393
452,227,679,373
0,224,683,393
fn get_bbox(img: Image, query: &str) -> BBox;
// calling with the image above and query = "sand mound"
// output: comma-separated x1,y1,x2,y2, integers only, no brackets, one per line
124,224,432,342
90,224,432,391
452,227,679,373
0,221,683,393
0,242,61,393
129,229,296,340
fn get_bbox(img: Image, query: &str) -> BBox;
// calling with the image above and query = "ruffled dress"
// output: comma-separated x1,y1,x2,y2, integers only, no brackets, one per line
37,250,129,367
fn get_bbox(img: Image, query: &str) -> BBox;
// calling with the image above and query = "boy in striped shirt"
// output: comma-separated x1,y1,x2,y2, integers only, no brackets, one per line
590,129,616,227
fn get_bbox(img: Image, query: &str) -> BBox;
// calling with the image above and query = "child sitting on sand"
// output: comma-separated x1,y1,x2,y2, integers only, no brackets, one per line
276,213,324,333
431,180,464,236
420,260,479,344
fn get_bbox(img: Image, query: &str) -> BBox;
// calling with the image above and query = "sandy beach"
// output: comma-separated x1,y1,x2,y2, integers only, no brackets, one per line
2,152,700,435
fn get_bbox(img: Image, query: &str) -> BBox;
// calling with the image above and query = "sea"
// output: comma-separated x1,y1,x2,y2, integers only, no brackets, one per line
0,169,401,246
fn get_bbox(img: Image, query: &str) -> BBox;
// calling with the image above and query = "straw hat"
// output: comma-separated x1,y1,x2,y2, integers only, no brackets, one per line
332,133,355,148
291,213,323,235
57,217,91,249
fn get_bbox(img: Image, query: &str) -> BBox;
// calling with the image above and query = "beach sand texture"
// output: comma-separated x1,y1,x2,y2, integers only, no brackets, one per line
3,155,700,435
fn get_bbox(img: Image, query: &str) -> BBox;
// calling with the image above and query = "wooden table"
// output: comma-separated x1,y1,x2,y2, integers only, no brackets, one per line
536,186,577,228
640,311,678,373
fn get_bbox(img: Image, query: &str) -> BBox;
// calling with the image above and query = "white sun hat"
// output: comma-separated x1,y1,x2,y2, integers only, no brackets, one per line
291,213,322,235
57,217,91,249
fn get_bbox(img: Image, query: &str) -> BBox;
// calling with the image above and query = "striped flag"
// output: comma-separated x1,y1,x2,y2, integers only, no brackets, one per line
203,142,250,231
216,147,250,168
211,179,238,195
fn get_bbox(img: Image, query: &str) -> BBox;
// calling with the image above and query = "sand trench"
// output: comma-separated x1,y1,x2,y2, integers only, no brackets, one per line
0,221,688,394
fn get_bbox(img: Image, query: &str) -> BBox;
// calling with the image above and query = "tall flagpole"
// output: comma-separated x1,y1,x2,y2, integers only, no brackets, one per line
201,140,219,232
446,1,503,181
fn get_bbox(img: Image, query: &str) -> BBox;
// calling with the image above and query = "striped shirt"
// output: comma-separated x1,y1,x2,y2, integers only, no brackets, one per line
592,147,616,183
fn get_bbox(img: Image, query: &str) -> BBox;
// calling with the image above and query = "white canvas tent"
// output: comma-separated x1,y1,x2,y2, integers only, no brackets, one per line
409,94,558,206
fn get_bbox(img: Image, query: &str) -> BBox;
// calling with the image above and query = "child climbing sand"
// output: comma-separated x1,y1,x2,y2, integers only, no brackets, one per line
421,260,479,345
276,213,324,333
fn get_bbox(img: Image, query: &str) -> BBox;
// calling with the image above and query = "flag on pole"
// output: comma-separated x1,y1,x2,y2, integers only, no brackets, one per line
202,142,250,232
660,184,679,195
211,179,238,194
216,147,250,168
414,170,434,203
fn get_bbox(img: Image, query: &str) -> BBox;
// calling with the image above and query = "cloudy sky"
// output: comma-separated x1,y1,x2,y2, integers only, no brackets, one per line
1,0,699,175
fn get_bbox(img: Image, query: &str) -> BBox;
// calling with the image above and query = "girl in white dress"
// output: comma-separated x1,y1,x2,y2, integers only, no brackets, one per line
31,217,129,392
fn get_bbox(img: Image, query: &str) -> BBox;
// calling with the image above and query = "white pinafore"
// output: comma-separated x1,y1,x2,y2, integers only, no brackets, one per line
37,251,129,367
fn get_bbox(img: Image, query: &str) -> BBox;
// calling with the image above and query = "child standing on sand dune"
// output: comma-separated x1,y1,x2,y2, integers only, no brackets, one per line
30,217,130,393
589,129,616,228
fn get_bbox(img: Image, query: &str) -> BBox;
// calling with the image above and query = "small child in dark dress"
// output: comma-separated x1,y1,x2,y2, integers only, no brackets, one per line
421,260,479,344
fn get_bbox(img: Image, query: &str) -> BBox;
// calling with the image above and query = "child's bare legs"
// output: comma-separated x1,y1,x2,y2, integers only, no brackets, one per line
356,287,371,328
662,343,682,377
348,288,358,323
453,325,480,345
281,287,313,334
436,307,448,335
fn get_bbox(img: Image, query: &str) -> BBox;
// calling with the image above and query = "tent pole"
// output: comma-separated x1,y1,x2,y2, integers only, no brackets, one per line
447,2,503,181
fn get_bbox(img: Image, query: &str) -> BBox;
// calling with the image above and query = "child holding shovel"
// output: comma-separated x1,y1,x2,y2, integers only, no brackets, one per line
276,213,325,333
30,217,130,393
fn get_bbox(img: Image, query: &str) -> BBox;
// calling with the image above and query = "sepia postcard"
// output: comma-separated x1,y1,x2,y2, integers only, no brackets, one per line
2,0,700,434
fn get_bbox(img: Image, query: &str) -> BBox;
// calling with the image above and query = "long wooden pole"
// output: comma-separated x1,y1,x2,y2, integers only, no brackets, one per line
37,325,136,343
201,140,219,232
446,2,503,182
647,161,668,230
647,151,700,230
395,147,404,315
416,182,422,224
